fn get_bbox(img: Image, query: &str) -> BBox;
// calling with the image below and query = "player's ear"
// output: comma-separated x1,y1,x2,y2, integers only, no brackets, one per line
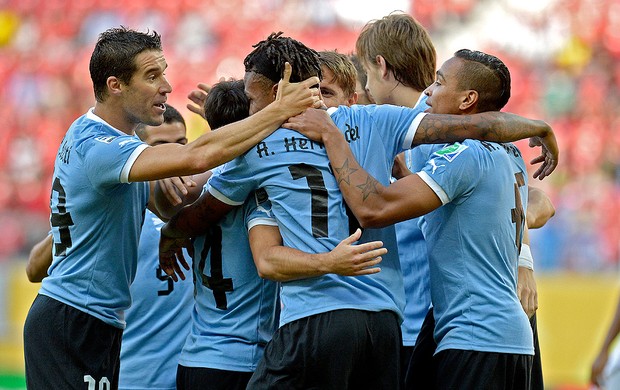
107,76,122,97
460,90,478,111
271,83,278,101
347,91,358,106
376,55,390,79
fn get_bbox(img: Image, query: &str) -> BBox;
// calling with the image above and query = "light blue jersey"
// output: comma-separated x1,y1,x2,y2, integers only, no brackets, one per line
40,109,149,328
395,96,432,347
179,188,279,372
417,140,533,355
208,104,426,327
118,210,193,390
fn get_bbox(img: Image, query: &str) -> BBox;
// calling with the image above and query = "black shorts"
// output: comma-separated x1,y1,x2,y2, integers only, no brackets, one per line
406,308,542,390
247,309,402,390
404,307,436,389
176,365,253,390
434,349,533,390
24,294,123,390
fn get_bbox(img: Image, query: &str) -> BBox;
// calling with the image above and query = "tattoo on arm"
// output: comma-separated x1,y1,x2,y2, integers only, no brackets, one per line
357,176,380,201
416,112,538,145
334,159,358,185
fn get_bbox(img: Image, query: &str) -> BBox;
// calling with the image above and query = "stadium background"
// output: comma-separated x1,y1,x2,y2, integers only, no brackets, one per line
0,0,618,388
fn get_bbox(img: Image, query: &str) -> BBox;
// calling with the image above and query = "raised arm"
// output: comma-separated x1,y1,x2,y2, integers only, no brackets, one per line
249,226,385,282
129,63,322,182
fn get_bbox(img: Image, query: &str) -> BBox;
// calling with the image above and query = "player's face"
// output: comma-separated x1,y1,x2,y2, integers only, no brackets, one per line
423,57,466,115
320,67,356,108
244,72,275,116
142,121,188,146
362,59,390,105
121,50,172,127
355,78,375,105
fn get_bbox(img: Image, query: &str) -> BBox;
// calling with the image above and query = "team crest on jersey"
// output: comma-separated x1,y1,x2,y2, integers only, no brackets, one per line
433,142,468,162
95,136,116,144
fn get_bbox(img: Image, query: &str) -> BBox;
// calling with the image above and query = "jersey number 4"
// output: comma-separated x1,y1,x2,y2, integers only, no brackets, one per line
50,177,74,256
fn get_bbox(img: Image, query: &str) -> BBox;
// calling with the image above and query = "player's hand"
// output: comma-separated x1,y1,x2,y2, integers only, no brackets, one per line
529,122,558,180
159,231,192,282
319,229,385,276
275,62,322,118
392,153,412,180
157,176,197,206
283,108,339,143
517,266,538,318
591,349,609,388
186,83,211,119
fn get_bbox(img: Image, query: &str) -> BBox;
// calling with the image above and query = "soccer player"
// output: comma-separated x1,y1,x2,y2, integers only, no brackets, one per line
287,49,538,389
318,51,359,108
161,32,558,389
354,12,552,389
22,26,320,389
354,14,436,385
174,79,280,390
348,53,375,105
25,104,195,390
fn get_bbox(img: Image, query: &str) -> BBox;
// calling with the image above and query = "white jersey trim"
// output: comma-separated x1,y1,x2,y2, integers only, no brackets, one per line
208,185,245,206
404,112,427,150
86,108,128,136
247,217,278,231
417,170,449,205
120,144,149,184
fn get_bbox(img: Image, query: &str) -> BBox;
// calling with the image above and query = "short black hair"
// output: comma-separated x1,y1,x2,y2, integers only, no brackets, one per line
204,80,249,130
243,32,322,85
90,26,163,102
163,104,185,127
454,49,511,111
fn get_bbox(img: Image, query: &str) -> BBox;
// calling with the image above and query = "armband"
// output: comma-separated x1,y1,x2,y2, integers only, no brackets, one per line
518,244,534,271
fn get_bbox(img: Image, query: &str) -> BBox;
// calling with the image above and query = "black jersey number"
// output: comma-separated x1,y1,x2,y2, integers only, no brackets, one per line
288,164,329,238
156,266,174,296
196,226,233,310
50,177,74,256
511,172,526,253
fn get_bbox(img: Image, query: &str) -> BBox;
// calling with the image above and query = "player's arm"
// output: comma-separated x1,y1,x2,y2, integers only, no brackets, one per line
517,226,537,318
284,109,441,227
249,226,385,282
150,171,212,221
526,186,555,229
129,63,321,182
591,292,620,387
413,111,558,180
286,108,558,179
26,234,53,283
159,190,235,281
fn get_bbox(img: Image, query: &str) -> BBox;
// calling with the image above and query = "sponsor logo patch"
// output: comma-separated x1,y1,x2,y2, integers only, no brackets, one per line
433,142,469,162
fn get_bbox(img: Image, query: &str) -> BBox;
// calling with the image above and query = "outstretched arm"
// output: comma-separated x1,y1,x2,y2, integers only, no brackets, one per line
129,63,322,182
412,111,558,179
249,226,385,282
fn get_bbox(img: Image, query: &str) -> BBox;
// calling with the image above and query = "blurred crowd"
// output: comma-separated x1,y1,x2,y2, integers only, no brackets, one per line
0,0,618,270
